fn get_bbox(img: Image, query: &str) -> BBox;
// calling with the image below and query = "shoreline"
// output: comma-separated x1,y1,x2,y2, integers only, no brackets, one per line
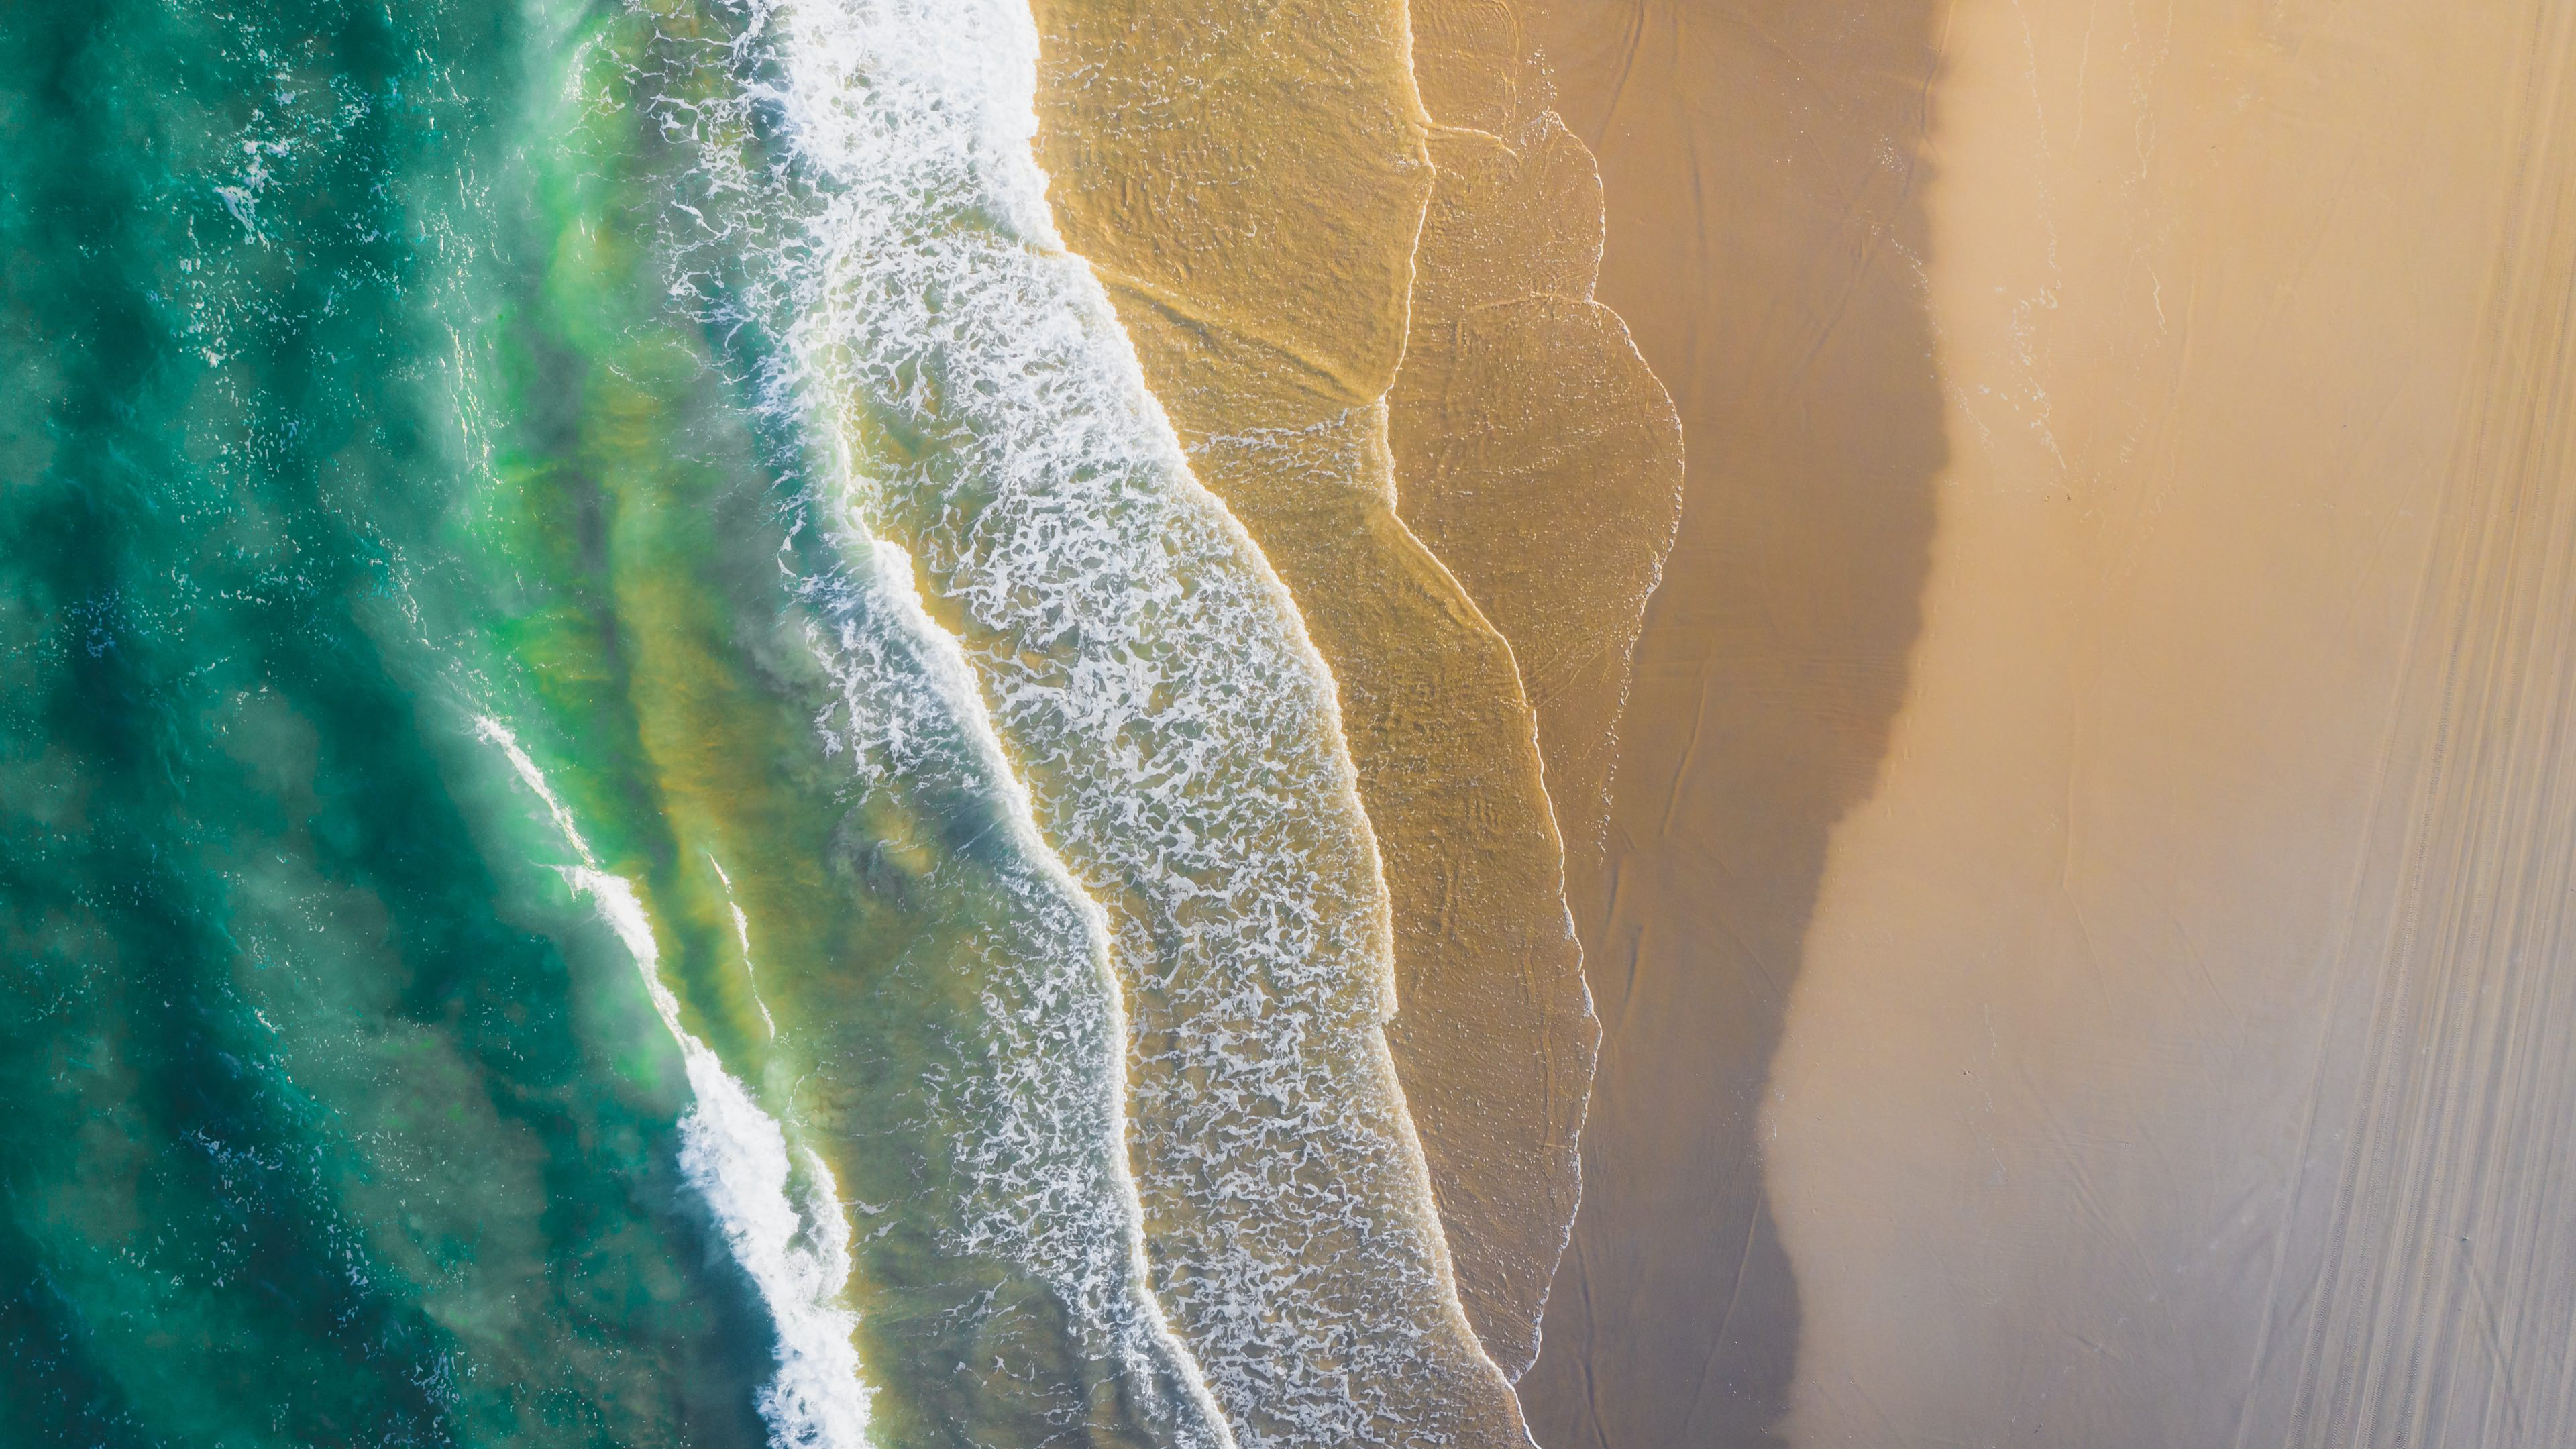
1024,0,1572,1419
1386,0,1689,1378
1509,3,1951,1445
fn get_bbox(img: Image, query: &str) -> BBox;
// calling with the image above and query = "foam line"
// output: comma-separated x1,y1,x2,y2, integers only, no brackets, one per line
741,0,1531,1437
798,537,1236,1446
476,718,871,1449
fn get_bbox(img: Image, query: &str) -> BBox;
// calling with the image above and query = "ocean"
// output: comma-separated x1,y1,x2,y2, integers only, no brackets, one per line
0,0,1520,1444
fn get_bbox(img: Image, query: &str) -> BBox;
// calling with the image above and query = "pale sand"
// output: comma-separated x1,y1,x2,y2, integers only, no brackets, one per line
1026,0,1587,1393
1770,2,2576,1446
1506,4,1949,1446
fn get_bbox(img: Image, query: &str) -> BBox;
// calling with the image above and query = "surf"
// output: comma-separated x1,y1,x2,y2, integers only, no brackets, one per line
478,717,872,1449
675,0,1536,1440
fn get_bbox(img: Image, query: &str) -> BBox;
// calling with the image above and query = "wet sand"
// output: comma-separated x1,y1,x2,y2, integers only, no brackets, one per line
1390,0,1684,957
1385,0,1689,1375
1767,2,2576,1446
1507,5,1949,1446
1027,0,1591,1389
1020,0,2576,1442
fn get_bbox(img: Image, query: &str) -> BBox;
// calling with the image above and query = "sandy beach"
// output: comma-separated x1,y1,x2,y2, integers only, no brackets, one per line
1037,1,2576,1444
22,0,2576,1441
1760,2,2576,1445
1391,0,1685,961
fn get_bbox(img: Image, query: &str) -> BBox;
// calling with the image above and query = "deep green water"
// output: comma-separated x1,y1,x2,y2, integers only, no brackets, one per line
0,2,759,1441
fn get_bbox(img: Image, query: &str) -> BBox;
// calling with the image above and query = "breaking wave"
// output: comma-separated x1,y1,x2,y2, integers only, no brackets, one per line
476,718,871,1449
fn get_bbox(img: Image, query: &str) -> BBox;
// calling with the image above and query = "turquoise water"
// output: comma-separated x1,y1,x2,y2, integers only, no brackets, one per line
0,1,1517,1445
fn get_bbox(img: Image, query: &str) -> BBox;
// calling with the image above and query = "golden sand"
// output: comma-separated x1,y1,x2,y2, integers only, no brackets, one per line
1020,0,2576,1440
1026,0,1588,1392
1762,1,2576,1444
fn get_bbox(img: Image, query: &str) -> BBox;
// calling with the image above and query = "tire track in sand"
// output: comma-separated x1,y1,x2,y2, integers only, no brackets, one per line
2277,7,2576,1442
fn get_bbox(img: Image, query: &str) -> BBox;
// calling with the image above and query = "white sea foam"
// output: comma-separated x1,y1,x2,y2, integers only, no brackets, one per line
706,857,780,1038
474,718,871,1449
680,0,1535,1441
799,537,1234,1445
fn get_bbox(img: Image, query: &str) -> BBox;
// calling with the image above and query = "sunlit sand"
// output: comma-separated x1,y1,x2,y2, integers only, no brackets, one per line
1771,3,2576,1445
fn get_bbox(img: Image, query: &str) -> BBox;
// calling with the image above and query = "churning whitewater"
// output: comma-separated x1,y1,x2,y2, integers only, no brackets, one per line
478,719,871,1449
797,536,1236,1447
651,0,1533,1441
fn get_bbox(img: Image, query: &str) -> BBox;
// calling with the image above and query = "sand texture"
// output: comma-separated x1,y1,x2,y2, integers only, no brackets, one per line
1759,1,2576,1445
1026,0,1591,1386
1507,4,1949,1446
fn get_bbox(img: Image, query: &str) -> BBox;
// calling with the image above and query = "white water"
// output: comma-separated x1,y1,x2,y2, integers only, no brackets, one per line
798,536,1234,1446
731,0,1530,1441
474,718,871,1449
706,859,780,1038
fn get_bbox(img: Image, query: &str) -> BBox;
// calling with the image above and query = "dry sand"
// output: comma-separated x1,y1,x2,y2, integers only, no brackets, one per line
1764,1,2576,1446
1506,4,1949,1446
1026,0,1594,1391
1034,0,2576,1442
